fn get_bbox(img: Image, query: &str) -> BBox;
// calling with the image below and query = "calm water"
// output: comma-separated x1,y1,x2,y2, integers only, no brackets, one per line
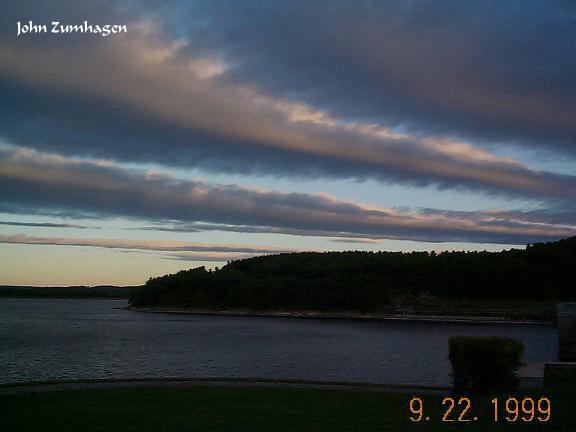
0,298,558,386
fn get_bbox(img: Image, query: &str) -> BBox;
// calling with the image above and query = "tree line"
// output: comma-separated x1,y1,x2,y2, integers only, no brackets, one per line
130,236,576,312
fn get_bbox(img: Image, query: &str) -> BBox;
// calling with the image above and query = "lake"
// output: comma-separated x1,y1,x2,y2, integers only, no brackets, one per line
0,298,558,386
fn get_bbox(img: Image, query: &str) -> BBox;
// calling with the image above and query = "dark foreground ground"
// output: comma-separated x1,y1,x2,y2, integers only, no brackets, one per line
1,385,573,432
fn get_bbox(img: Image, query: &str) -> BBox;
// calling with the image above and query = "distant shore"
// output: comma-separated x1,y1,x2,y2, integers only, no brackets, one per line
130,306,556,325
0,285,133,299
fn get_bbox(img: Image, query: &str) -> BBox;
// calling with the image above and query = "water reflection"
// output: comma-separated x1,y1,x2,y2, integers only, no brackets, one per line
0,299,558,386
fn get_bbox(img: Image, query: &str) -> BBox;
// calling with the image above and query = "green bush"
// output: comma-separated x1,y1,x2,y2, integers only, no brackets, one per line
449,336,524,393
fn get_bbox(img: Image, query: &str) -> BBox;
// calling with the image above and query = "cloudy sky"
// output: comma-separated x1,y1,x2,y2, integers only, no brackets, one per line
1,0,575,285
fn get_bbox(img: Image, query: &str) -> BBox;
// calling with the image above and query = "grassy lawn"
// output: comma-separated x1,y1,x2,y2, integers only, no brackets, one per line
1,385,573,432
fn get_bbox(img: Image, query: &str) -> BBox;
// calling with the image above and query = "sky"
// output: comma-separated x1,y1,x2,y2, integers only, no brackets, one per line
0,0,575,286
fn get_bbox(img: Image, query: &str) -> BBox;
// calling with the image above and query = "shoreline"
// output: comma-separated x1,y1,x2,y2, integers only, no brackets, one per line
0,377,450,396
129,306,556,326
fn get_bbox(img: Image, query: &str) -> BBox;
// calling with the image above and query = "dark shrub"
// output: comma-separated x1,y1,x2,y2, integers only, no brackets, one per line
449,336,524,393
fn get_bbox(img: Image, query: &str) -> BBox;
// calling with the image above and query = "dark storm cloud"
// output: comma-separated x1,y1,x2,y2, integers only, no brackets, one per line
0,0,574,203
1,147,574,245
418,205,576,238
174,0,576,155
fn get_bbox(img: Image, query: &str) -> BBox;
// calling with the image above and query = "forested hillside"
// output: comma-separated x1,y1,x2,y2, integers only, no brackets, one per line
130,237,576,312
